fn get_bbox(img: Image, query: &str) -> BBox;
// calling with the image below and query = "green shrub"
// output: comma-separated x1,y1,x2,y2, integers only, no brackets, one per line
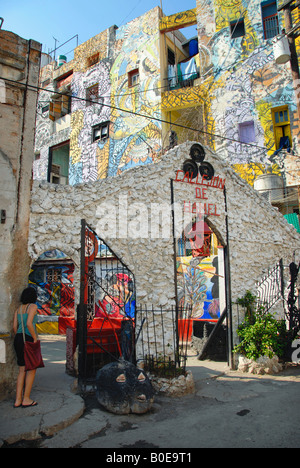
234,291,287,361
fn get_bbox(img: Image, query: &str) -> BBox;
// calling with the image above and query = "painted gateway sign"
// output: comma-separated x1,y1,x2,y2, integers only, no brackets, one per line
174,169,226,217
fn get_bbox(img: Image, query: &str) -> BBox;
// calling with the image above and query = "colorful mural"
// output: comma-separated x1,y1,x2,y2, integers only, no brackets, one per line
34,8,162,185
95,269,135,319
159,8,197,33
70,60,111,183
29,250,75,334
177,220,221,321
33,3,300,189
109,8,162,176
195,0,299,186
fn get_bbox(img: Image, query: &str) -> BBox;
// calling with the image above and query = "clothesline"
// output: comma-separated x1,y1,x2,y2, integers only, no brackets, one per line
168,56,198,88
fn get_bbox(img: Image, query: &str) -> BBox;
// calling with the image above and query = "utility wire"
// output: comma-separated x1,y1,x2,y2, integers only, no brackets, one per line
1,75,296,158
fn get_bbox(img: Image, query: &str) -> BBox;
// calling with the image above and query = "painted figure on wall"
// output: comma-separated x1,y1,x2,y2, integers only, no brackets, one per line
177,219,220,320
95,271,135,319
28,250,75,334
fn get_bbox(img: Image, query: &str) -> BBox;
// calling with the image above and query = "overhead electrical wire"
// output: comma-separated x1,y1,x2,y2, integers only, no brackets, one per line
1,75,298,160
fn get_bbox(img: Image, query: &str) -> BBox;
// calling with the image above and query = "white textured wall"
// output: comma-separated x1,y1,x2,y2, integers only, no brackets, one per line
29,142,300,343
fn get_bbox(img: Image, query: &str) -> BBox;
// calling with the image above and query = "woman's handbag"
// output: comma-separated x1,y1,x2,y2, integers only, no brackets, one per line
20,307,44,371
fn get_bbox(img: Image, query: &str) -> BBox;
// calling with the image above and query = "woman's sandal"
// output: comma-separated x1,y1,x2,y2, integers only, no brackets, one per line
22,401,38,408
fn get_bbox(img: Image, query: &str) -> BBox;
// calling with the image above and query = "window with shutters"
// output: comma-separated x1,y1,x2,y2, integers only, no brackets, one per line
238,121,256,143
271,105,292,151
49,94,71,121
48,142,70,185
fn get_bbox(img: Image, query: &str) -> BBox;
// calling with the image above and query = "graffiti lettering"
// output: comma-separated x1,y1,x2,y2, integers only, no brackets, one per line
175,170,226,189
184,201,220,217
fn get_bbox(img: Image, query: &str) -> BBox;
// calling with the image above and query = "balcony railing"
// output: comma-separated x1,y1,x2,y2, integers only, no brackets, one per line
165,71,200,92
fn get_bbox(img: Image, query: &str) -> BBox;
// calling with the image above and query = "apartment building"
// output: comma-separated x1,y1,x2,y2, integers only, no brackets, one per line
33,2,300,212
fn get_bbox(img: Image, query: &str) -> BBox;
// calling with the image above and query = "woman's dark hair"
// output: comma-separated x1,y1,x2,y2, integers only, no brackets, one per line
20,287,37,304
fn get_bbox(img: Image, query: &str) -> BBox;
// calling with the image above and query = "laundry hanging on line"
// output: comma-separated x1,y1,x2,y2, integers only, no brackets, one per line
168,57,198,88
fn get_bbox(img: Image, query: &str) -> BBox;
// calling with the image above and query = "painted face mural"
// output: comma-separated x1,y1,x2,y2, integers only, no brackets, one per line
95,271,136,319
96,360,154,414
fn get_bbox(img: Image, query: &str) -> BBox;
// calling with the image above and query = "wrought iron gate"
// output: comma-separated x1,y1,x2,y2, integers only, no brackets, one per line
286,261,300,338
77,220,136,389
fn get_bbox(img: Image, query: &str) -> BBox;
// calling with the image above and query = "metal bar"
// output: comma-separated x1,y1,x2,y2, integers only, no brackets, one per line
223,187,234,369
88,335,120,361
170,179,180,362
77,219,88,389
198,307,227,360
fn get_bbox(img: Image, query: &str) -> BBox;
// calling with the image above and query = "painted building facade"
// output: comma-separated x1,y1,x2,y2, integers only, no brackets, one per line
34,3,300,213
193,0,300,204
33,6,211,185
34,8,163,184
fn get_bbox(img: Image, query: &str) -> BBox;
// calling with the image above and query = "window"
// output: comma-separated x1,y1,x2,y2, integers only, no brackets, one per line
48,142,70,185
86,83,98,106
42,105,49,114
230,18,245,38
46,268,62,283
238,121,255,143
262,1,279,39
92,122,110,142
271,105,292,151
49,94,71,121
168,48,175,66
128,69,139,87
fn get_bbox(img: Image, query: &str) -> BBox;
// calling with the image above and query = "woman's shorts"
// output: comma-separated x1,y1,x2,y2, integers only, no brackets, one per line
14,333,33,367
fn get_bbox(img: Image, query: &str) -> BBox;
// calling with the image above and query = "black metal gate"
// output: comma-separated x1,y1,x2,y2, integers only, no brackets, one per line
286,261,300,339
77,220,136,389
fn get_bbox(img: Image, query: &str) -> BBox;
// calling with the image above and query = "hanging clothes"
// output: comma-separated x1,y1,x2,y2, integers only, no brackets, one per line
272,135,291,156
180,57,198,81
177,63,183,84
168,64,177,89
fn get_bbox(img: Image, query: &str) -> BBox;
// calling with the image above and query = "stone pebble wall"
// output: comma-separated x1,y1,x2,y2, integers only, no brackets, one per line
28,142,300,347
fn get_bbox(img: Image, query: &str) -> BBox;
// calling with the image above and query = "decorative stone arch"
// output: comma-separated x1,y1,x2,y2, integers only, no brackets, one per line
29,241,80,268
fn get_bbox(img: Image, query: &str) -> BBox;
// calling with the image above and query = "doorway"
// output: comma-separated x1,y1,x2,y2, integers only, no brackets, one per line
28,249,75,335
176,216,227,360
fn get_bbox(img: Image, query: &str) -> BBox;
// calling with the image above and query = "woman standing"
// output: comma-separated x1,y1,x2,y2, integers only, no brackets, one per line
13,287,39,408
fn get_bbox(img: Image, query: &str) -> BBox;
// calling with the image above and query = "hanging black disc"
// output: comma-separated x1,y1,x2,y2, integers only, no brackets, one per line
182,159,198,180
199,162,214,181
190,144,205,163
